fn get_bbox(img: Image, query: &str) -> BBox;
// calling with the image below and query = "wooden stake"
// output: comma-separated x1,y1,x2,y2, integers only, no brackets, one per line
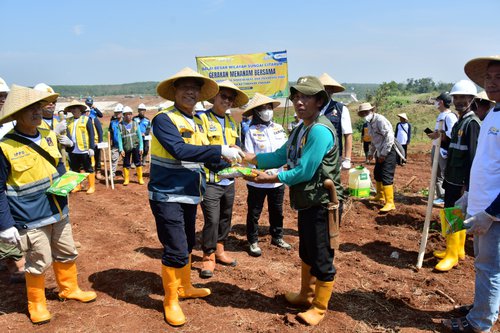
416,121,443,269
108,135,115,190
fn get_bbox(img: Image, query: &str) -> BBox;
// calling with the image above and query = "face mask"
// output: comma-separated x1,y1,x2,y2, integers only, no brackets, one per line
257,110,273,122
364,113,374,122
434,101,440,109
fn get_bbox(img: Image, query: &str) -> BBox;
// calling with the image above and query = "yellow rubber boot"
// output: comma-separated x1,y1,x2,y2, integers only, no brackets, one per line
71,183,81,193
26,273,51,324
297,280,334,326
285,262,316,307
137,166,145,185
86,173,96,194
123,168,130,186
435,232,460,271
433,234,448,259
178,255,211,299
53,262,97,302
379,185,396,212
371,182,385,202
161,265,186,326
457,229,466,260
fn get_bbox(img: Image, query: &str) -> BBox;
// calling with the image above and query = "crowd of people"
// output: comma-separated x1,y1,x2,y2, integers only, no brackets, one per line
0,54,498,332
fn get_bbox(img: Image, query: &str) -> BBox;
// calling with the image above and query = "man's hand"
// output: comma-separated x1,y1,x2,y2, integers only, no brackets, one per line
455,191,468,217
54,120,67,135
221,145,245,164
0,226,20,245
58,135,74,147
341,158,351,170
367,154,373,161
464,211,495,235
88,148,95,157
377,156,386,163
139,150,143,156
120,151,125,158
243,169,277,183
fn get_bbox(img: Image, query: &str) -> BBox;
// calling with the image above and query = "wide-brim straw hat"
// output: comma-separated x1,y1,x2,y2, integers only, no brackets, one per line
0,84,59,125
216,80,249,108
64,100,88,113
464,55,500,88
319,73,345,93
242,93,280,117
357,102,374,113
156,67,219,102
397,113,408,121
475,91,495,104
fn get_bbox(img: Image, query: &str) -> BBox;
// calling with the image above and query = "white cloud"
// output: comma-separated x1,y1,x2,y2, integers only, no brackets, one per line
72,25,84,36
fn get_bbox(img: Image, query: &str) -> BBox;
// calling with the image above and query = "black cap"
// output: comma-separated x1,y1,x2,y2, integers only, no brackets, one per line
436,92,452,105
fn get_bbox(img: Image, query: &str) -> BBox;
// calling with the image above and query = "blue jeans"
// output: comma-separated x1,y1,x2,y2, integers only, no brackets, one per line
467,222,500,332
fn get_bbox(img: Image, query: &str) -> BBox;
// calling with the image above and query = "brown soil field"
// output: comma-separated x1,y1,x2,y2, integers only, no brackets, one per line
1,134,497,332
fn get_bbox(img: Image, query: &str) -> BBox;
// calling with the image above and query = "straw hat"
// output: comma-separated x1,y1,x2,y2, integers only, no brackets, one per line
156,67,219,102
464,55,500,88
0,84,59,125
357,102,374,113
318,73,345,93
475,91,495,104
216,80,249,108
242,93,280,117
397,113,408,121
64,100,87,113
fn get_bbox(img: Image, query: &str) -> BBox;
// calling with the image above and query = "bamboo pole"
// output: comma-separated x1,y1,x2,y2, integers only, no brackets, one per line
107,135,115,190
416,120,443,269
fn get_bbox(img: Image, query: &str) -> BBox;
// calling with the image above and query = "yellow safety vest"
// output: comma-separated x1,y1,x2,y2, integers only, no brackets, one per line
39,117,60,131
149,106,210,204
0,128,68,229
67,116,91,151
199,110,239,183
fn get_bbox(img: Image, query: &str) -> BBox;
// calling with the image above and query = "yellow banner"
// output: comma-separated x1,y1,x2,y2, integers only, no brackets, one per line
196,50,288,99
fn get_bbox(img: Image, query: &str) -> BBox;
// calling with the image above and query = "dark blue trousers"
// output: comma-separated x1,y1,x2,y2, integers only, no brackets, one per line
149,200,197,268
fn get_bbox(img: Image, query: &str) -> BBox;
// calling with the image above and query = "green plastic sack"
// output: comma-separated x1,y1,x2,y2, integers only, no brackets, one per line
217,166,258,179
46,171,89,196
440,206,465,236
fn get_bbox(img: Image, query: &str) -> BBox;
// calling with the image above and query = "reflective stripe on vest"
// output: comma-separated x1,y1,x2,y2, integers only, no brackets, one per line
68,116,90,151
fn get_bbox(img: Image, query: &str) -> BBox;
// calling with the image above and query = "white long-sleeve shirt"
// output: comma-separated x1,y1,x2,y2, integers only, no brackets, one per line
367,113,395,158
244,122,287,188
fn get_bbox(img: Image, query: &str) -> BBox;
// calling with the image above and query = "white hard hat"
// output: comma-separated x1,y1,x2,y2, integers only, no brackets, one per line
0,77,9,92
33,83,55,94
137,103,146,110
123,106,133,114
225,109,231,114
449,79,477,96
114,103,124,113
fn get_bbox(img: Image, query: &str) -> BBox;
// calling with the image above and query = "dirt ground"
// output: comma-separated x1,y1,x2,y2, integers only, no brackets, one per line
1,140,498,333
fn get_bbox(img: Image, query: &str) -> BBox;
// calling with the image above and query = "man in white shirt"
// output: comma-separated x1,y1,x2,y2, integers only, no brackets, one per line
427,92,458,206
319,73,353,170
395,113,411,165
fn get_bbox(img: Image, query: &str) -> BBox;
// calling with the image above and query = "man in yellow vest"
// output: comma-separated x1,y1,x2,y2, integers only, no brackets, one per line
197,80,249,278
65,100,96,194
149,67,244,326
118,106,144,185
0,85,96,324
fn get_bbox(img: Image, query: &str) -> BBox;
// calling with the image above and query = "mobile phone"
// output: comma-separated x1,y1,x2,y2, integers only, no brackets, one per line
424,128,433,134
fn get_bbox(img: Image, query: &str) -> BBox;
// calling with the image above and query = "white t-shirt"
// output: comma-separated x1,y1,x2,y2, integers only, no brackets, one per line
435,110,458,158
467,107,500,218
244,122,287,188
396,123,410,145
0,121,15,139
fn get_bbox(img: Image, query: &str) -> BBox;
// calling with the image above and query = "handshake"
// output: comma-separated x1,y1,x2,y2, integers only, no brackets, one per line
221,145,246,164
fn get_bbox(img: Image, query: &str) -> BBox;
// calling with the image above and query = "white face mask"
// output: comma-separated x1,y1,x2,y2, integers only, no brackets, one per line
364,113,374,122
434,101,441,109
257,110,273,122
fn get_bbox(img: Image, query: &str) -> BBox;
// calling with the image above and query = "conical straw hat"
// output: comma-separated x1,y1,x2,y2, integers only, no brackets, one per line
0,84,59,125
464,55,500,88
217,80,249,108
475,91,495,104
397,113,408,121
64,100,88,112
242,93,280,117
319,73,345,93
156,67,219,102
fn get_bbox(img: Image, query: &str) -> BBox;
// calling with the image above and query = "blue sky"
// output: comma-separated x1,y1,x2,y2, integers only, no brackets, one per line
1,0,499,86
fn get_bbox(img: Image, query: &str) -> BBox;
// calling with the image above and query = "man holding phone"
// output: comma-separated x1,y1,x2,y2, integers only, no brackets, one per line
427,92,458,206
